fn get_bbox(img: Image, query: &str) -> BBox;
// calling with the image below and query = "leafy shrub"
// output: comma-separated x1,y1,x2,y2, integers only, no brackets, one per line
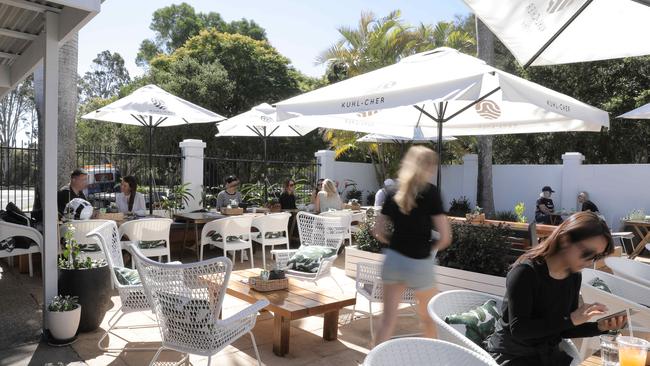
366,191,376,206
494,210,518,222
448,196,471,217
355,208,390,253
345,188,363,202
514,202,528,223
48,295,79,312
436,222,513,277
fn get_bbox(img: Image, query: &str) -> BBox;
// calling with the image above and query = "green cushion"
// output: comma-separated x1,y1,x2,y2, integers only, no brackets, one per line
206,230,242,242
589,277,612,293
138,240,167,249
113,266,141,286
445,299,501,349
286,246,336,273
79,243,102,252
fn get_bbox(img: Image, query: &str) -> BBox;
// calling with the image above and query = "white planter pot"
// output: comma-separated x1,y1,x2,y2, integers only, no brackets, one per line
48,306,81,340
344,246,385,277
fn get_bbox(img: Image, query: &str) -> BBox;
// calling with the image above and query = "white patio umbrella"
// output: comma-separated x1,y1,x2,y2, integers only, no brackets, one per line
357,132,457,144
215,103,317,200
82,84,226,213
462,0,650,67
618,103,650,120
276,48,609,186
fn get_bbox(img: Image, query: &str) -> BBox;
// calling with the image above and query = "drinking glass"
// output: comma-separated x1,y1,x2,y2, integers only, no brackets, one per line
617,336,649,366
600,334,619,366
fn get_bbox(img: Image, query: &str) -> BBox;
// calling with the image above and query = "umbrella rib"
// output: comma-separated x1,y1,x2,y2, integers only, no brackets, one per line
288,125,304,137
154,117,168,127
441,86,501,122
523,0,595,68
247,125,264,137
131,114,149,127
413,105,439,123
415,104,425,128
268,126,280,137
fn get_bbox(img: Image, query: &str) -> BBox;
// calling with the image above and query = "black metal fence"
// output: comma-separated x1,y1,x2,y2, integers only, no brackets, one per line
0,143,38,212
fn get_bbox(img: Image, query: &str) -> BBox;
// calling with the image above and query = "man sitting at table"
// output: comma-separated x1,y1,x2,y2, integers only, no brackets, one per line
578,191,600,213
58,168,89,217
535,186,557,225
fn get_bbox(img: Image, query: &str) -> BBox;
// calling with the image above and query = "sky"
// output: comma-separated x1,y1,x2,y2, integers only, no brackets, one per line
78,0,470,79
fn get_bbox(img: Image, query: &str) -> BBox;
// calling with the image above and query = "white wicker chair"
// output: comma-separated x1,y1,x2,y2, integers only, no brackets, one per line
129,243,268,366
271,212,350,291
364,337,498,366
0,221,42,277
87,221,156,352
119,218,173,268
428,290,581,366
200,215,254,267
60,219,111,261
251,212,290,269
319,210,353,245
605,257,650,287
353,262,417,338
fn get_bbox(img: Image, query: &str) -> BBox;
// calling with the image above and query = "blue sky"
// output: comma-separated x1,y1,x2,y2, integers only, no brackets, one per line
79,0,470,79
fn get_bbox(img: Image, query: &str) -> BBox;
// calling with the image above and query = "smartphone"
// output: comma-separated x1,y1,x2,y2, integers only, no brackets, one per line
597,309,638,323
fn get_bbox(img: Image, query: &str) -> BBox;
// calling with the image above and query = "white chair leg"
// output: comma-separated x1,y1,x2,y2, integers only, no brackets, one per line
262,244,266,269
331,275,344,293
28,253,33,277
350,293,358,324
148,346,165,366
249,247,254,269
207,355,211,366
369,300,374,339
250,331,263,366
200,243,204,261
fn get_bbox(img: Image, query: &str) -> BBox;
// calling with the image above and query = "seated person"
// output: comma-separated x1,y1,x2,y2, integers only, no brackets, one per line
578,191,599,213
316,179,342,213
535,186,556,225
115,176,146,214
374,178,395,207
279,179,297,210
216,175,242,209
57,168,89,218
310,178,325,206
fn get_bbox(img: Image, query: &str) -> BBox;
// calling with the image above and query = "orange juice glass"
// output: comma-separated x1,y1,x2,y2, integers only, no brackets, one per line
617,336,650,366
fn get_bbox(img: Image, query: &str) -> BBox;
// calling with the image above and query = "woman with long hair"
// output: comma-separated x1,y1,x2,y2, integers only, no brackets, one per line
487,211,626,366
116,176,146,214
315,178,342,213
372,146,452,344
280,179,297,210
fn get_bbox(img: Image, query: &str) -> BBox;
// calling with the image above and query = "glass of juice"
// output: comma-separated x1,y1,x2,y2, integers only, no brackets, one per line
617,336,650,366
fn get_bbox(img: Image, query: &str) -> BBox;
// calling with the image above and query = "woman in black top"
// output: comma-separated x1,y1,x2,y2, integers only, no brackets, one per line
279,179,297,209
487,211,626,366
578,191,599,213
372,146,452,345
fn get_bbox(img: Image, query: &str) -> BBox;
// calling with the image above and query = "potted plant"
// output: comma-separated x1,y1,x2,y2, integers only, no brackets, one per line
161,182,194,218
466,206,485,223
58,224,111,332
47,295,81,342
448,196,471,217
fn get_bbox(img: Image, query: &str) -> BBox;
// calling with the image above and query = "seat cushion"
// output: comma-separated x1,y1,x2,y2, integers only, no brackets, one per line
114,266,141,286
444,299,501,349
138,240,167,249
588,277,612,293
206,230,243,242
286,246,336,273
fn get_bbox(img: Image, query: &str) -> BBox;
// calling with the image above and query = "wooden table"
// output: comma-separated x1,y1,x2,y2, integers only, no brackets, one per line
622,220,650,259
580,354,600,365
208,268,356,357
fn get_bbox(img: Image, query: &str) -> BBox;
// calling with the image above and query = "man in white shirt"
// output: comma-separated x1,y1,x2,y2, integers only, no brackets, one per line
374,179,395,207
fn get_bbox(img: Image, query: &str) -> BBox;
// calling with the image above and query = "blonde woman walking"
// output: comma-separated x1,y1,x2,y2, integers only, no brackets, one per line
372,146,452,344
316,178,342,213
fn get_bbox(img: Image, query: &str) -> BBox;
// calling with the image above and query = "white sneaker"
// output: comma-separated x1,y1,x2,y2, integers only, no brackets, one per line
242,250,249,261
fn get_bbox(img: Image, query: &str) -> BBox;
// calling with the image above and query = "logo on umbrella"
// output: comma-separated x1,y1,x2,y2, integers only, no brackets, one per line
151,97,167,111
475,100,501,120
547,0,575,14
357,110,379,118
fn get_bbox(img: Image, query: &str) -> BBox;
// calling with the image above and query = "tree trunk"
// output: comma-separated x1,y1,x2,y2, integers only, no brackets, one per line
57,34,79,189
475,18,496,217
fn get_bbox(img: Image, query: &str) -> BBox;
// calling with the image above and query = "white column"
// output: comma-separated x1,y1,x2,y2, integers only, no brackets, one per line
561,152,585,212
42,11,59,331
462,154,479,208
314,150,336,180
179,139,206,212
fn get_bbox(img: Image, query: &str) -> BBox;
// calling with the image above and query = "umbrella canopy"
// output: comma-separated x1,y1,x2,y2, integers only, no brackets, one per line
462,0,650,67
357,131,457,143
82,84,225,126
215,103,315,137
618,103,650,120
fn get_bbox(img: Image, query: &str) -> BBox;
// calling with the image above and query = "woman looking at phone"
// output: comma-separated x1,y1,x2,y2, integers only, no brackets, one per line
487,211,626,366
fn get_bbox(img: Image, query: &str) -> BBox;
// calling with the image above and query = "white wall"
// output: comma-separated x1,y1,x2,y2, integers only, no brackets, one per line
330,161,380,203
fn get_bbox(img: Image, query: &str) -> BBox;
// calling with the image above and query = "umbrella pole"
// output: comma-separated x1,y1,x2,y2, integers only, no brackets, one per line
436,102,444,188
263,135,268,203
149,125,154,215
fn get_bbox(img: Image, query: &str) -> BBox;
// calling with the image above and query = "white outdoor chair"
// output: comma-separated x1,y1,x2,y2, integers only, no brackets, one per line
611,231,635,254
363,337,498,366
129,243,269,366
319,210,354,245
0,221,42,277
353,262,417,339
60,219,111,261
119,218,173,268
579,268,650,359
200,215,255,268
428,290,581,366
272,212,350,291
251,212,290,269
605,256,650,287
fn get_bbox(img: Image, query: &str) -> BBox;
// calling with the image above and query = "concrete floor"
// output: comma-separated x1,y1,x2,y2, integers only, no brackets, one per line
0,246,423,366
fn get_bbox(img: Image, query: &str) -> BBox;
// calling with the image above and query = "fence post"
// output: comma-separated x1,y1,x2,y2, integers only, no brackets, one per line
561,152,585,212
180,139,206,212
462,154,479,208
314,150,336,180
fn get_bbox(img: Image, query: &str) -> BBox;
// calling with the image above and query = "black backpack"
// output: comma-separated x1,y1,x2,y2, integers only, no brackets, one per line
0,202,36,250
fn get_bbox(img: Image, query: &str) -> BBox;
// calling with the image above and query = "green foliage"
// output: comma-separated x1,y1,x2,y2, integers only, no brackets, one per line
366,191,376,206
355,208,389,253
448,196,472,217
436,222,512,277
58,224,105,270
514,202,527,223
48,295,79,312
240,182,280,206
494,210,518,222
161,182,194,217
345,188,362,202
79,50,131,102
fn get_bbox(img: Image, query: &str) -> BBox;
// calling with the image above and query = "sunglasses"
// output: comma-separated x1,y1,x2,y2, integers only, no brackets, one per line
576,241,607,262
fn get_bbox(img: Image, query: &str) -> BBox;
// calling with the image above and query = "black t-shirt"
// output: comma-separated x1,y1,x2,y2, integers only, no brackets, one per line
381,183,444,259
581,200,599,213
57,185,87,216
279,192,296,209
535,197,554,215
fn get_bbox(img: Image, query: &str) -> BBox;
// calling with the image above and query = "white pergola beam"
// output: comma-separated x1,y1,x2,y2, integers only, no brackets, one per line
0,51,18,59
49,0,100,13
0,0,61,13
0,27,37,40
42,10,59,331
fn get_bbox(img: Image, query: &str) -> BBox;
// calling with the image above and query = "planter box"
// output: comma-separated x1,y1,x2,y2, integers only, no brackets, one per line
344,246,506,297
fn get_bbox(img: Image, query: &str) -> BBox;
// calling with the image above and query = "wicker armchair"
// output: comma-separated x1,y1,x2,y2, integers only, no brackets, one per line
0,221,42,277
364,338,498,366
129,243,268,366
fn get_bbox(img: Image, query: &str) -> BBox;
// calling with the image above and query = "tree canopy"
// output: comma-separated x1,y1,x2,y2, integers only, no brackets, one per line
79,50,131,102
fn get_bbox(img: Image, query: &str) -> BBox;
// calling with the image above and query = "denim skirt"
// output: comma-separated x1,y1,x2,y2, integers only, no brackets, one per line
381,248,436,290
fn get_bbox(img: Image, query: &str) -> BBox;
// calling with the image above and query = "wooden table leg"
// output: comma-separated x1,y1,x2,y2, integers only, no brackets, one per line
180,221,190,258
273,315,290,357
630,230,650,259
323,310,339,341
195,222,201,261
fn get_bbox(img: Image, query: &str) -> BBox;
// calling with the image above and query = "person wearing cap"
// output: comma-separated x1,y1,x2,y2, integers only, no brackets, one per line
375,178,395,207
535,186,557,224
578,192,600,213
57,168,89,217
216,175,243,209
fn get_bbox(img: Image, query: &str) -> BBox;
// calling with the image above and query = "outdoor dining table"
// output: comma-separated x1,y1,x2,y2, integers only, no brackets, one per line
622,219,650,259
